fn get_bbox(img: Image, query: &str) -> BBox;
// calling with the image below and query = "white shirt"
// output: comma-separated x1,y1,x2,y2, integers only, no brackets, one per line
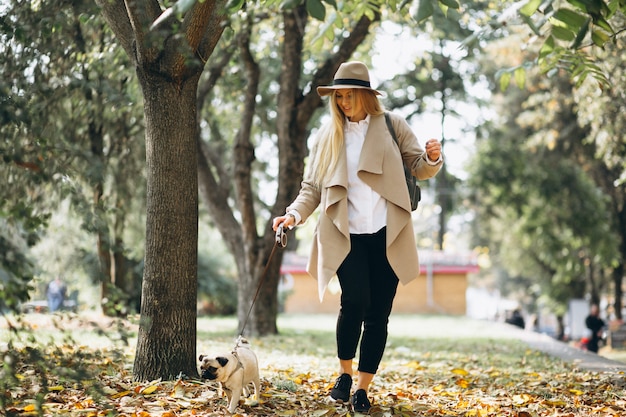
344,115,387,234
288,115,441,232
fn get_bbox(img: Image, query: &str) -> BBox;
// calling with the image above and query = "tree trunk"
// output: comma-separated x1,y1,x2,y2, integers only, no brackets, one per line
133,70,200,382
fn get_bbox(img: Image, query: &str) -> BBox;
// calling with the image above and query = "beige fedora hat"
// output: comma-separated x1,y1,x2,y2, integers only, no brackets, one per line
317,61,382,97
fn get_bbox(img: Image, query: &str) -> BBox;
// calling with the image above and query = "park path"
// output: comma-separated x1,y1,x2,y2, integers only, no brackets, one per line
511,324,626,373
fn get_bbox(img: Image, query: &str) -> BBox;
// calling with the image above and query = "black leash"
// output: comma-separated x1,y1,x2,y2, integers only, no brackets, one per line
237,222,289,339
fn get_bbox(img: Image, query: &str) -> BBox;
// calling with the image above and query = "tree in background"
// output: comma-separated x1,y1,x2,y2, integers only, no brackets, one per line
0,0,145,315
193,0,486,337
468,27,623,322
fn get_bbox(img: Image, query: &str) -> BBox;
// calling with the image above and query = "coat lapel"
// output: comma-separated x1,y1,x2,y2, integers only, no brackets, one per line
357,115,412,212
323,146,350,238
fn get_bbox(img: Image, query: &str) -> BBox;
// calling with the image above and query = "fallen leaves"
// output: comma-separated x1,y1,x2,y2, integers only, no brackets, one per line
3,315,626,417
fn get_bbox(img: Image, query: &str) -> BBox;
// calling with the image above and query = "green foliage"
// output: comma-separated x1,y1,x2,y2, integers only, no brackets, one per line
0,234,34,313
1,0,147,313
412,0,460,23
468,46,622,312
498,0,626,88
197,253,238,316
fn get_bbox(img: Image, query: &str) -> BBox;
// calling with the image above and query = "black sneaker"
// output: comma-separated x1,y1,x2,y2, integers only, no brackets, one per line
351,389,371,414
329,373,352,402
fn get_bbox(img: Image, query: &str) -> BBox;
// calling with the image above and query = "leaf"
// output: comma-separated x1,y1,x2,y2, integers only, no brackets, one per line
519,0,542,17
451,368,468,376
551,26,575,41
498,71,512,92
306,0,326,21
551,8,589,29
571,17,591,49
110,390,132,399
514,67,526,89
438,0,459,9
455,378,470,388
412,0,436,24
225,0,245,12
591,28,611,46
141,385,158,395
512,393,532,405
538,35,555,60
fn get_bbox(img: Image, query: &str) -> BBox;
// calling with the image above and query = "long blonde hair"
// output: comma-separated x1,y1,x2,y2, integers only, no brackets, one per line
308,89,384,187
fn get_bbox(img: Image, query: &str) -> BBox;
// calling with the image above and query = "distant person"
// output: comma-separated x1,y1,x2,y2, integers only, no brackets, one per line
505,309,525,329
585,303,605,353
46,277,67,312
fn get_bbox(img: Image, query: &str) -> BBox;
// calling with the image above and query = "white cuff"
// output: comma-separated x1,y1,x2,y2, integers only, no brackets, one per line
286,210,301,229
426,154,442,166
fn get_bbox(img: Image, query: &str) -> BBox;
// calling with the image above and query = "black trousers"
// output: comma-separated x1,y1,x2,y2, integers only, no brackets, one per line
336,227,399,374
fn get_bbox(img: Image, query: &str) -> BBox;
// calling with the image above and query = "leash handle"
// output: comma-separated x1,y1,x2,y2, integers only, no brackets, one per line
275,223,288,247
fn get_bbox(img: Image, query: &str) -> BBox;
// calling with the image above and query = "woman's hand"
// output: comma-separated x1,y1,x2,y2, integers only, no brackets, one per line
425,139,442,161
272,214,296,231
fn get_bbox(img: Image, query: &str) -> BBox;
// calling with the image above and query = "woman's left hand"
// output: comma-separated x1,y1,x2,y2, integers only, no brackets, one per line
425,139,442,161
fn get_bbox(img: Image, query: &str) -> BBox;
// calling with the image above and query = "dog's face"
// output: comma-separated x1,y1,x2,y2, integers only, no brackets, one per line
198,354,230,381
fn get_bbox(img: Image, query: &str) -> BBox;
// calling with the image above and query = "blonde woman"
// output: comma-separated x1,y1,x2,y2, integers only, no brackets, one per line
273,61,443,413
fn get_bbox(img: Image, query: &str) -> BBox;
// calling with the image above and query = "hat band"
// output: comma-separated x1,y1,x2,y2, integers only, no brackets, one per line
332,78,371,88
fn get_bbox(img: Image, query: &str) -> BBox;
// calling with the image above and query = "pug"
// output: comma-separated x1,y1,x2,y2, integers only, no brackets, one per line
198,338,260,413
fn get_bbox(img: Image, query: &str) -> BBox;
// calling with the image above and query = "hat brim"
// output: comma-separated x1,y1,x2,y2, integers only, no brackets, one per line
317,84,383,97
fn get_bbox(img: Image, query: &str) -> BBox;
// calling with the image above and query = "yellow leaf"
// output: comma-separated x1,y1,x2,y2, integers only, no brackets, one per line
110,390,132,399
49,385,64,391
406,360,423,370
23,404,36,412
451,368,468,376
141,385,158,395
568,389,584,396
455,378,470,388
544,398,567,406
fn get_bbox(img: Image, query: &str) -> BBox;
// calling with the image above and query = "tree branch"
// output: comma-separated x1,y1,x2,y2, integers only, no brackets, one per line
234,16,260,250
95,0,136,59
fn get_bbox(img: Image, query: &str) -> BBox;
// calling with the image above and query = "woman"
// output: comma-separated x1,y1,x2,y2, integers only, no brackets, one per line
273,61,443,413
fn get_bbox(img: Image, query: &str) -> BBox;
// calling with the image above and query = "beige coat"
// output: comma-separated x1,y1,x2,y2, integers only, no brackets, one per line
287,112,443,300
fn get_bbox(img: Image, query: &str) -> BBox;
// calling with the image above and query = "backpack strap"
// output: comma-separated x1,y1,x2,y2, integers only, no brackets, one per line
384,112,399,147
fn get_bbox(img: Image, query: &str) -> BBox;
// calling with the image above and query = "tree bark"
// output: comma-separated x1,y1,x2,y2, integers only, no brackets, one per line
132,70,200,381
97,0,227,381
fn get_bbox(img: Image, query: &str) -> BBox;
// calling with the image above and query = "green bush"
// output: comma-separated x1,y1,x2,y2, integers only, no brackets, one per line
197,252,237,315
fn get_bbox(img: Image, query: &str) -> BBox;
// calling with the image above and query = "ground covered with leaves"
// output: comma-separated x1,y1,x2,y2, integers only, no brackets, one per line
2,313,626,416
